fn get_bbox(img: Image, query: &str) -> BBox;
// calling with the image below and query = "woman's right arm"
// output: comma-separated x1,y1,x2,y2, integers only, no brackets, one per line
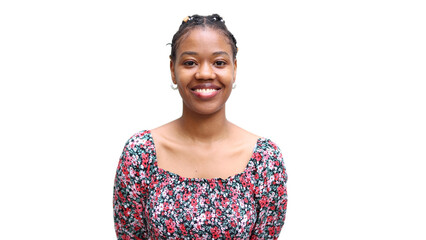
113,136,148,240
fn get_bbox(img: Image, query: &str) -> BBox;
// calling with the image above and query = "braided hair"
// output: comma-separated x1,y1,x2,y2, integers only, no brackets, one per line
170,14,238,62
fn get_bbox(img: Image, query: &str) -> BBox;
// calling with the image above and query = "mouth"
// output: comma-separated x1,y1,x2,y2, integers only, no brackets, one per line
190,83,222,99
192,88,220,93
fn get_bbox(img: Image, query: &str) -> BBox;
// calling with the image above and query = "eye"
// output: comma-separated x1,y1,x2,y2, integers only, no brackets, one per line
183,60,196,66
214,60,227,66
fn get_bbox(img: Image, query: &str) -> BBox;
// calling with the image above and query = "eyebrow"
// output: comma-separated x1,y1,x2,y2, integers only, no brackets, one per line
212,51,230,57
180,51,230,58
180,51,198,57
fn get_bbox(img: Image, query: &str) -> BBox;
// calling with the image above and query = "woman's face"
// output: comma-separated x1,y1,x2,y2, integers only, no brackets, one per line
170,27,237,116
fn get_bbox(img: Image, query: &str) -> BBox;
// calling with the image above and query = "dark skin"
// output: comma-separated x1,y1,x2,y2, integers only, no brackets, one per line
151,27,259,179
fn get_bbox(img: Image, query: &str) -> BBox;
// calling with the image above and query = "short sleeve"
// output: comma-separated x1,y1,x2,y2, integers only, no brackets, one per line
113,132,150,240
251,141,288,239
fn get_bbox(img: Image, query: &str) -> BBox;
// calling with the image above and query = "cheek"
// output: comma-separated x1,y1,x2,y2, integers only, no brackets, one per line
174,69,193,84
222,69,236,83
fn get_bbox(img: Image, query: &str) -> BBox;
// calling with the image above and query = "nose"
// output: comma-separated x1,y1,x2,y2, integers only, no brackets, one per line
195,62,215,80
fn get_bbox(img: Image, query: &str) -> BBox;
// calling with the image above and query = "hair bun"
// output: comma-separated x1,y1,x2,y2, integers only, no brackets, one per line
210,14,224,23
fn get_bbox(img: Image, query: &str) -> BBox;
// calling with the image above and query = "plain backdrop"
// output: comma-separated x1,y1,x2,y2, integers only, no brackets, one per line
1,0,425,239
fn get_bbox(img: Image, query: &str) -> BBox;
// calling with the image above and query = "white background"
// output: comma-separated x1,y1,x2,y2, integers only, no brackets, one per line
1,0,425,239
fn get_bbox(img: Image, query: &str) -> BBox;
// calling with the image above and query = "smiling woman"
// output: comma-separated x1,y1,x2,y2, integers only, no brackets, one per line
113,14,287,239
171,25,236,116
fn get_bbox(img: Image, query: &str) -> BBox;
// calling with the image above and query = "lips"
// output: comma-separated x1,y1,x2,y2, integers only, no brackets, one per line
190,83,221,91
190,83,222,99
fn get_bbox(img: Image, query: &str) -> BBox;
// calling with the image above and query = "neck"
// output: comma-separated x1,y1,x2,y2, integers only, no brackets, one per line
177,106,230,143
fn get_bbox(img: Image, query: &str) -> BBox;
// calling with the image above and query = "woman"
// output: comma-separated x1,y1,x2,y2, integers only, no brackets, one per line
113,14,287,239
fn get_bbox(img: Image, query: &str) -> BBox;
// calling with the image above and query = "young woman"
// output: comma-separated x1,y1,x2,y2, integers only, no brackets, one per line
113,14,287,239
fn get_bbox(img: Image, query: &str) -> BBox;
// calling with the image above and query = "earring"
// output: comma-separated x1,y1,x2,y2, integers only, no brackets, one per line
171,83,178,90
232,82,237,89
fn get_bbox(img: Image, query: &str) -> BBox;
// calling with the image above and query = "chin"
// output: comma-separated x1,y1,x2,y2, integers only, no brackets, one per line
184,103,226,116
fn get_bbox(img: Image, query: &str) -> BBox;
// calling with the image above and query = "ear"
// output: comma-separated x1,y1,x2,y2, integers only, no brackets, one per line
233,58,237,82
170,57,176,84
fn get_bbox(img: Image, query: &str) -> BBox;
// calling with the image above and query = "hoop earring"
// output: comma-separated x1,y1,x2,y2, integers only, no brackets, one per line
171,83,178,90
232,82,237,89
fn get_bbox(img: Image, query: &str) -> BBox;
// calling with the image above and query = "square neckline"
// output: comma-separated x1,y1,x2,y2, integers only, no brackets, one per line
146,130,263,183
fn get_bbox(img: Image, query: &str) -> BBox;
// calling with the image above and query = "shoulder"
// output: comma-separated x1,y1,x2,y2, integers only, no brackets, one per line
123,130,154,152
120,130,155,168
253,138,287,192
258,137,281,153
255,138,283,159
124,130,152,145
253,138,286,173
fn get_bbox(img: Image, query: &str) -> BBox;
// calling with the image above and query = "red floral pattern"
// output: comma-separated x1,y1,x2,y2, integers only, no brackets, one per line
113,130,287,239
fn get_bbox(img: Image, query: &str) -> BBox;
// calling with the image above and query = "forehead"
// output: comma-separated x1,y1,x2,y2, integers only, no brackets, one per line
176,27,233,56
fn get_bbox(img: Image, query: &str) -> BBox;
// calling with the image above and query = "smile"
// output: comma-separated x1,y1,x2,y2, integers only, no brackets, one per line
193,88,218,93
190,86,221,99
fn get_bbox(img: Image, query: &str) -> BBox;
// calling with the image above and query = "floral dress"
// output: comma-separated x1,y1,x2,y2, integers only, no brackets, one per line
113,130,287,239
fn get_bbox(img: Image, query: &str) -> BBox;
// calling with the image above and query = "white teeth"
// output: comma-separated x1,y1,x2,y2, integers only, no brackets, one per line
194,89,218,93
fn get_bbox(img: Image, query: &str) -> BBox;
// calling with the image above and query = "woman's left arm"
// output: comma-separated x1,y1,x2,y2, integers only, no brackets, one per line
250,143,288,239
